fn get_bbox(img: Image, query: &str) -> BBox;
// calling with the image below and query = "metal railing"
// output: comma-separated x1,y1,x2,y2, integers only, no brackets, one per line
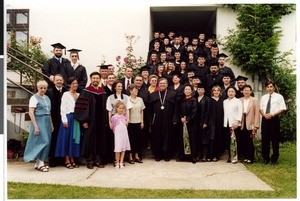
7,46,50,94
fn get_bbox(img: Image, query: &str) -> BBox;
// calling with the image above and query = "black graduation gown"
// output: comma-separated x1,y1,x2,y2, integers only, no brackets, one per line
46,87,67,165
219,66,235,81
208,97,224,157
74,85,108,157
194,65,209,82
42,57,75,88
74,65,88,93
179,97,198,160
138,86,151,149
150,89,178,156
195,96,210,145
204,73,223,95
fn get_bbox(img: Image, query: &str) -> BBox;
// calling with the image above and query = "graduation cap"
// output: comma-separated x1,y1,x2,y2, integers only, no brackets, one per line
217,53,228,58
153,30,161,34
211,34,217,39
68,48,82,59
149,50,159,55
97,64,109,69
140,65,151,72
166,57,175,62
197,54,206,59
196,83,205,89
51,42,66,54
235,75,248,82
187,68,196,73
209,62,219,67
222,72,231,78
191,75,201,80
211,43,218,48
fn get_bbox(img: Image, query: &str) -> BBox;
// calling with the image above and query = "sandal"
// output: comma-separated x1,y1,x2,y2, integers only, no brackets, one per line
65,163,74,169
37,166,49,172
71,162,79,168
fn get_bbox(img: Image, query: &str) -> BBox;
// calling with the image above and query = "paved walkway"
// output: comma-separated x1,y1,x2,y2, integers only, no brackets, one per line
7,157,273,191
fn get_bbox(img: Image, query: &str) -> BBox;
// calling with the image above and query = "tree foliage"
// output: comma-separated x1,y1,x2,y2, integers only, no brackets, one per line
221,4,296,140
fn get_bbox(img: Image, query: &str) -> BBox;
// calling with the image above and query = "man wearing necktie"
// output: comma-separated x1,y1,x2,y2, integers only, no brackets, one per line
120,67,133,93
260,80,286,165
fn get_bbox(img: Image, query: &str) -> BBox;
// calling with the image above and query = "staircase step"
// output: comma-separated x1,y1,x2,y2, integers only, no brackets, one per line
11,105,29,113
7,98,29,105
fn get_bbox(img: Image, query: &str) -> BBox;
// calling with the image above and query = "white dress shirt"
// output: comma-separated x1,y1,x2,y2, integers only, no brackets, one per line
223,97,243,127
260,92,286,115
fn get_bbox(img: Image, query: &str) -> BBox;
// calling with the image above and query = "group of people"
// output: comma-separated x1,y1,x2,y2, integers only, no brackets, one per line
23,31,287,172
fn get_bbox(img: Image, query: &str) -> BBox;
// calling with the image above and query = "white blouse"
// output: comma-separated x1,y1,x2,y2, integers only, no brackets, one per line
106,93,133,114
243,98,250,113
129,97,145,123
60,92,79,123
223,97,243,127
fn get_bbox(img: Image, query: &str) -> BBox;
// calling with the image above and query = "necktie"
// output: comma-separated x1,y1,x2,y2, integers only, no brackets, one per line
266,95,271,114
127,79,130,89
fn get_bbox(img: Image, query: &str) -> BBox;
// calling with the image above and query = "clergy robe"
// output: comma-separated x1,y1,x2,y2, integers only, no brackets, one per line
42,57,75,88
150,89,178,159
74,85,108,162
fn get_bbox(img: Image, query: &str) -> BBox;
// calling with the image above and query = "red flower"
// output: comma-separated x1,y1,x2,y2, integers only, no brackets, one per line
124,57,129,63
6,41,11,47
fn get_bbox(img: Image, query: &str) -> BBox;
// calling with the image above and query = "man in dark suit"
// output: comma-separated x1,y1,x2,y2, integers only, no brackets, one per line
172,35,185,54
120,67,134,93
45,74,67,167
42,43,75,89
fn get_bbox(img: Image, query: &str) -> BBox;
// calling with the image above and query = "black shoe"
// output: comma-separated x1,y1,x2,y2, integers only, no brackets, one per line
192,159,197,164
128,159,135,164
135,158,143,163
155,157,161,162
95,163,105,168
264,160,270,165
227,159,231,163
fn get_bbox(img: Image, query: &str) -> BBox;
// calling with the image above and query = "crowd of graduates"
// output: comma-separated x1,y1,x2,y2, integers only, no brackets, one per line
22,30,287,172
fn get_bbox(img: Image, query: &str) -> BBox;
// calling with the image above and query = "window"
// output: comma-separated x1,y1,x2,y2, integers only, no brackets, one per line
7,9,30,43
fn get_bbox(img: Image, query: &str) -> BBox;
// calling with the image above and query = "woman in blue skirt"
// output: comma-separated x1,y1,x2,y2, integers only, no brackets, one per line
24,80,53,172
55,77,81,169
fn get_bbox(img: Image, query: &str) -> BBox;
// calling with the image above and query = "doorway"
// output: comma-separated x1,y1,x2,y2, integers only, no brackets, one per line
150,6,217,39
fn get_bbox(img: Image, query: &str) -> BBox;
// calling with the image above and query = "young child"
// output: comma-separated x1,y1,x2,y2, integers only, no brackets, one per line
111,101,131,169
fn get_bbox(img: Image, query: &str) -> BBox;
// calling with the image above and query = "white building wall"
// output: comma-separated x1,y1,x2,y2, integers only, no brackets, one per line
6,1,296,81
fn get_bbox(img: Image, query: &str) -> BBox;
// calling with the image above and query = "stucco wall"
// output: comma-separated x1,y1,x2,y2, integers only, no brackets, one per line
6,1,296,83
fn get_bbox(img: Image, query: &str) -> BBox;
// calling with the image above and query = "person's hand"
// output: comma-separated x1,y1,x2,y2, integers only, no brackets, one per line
109,123,113,130
203,124,207,129
264,114,272,119
51,123,54,132
140,122,144,129
63,122,68,128
83,123,88,129
34,126,39,136
231,121,239,129
49,75,54,82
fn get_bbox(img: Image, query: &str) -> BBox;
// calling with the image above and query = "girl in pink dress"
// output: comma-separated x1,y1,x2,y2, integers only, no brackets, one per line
111,101,131,169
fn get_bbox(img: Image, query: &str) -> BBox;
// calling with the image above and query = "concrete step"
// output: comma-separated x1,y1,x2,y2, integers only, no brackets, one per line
7,98,29,105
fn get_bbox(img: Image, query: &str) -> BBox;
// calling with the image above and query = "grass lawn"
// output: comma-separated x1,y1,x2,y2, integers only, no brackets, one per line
7,141,296,199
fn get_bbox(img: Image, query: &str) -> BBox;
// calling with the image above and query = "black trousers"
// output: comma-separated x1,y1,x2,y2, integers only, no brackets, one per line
261,116,280,163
